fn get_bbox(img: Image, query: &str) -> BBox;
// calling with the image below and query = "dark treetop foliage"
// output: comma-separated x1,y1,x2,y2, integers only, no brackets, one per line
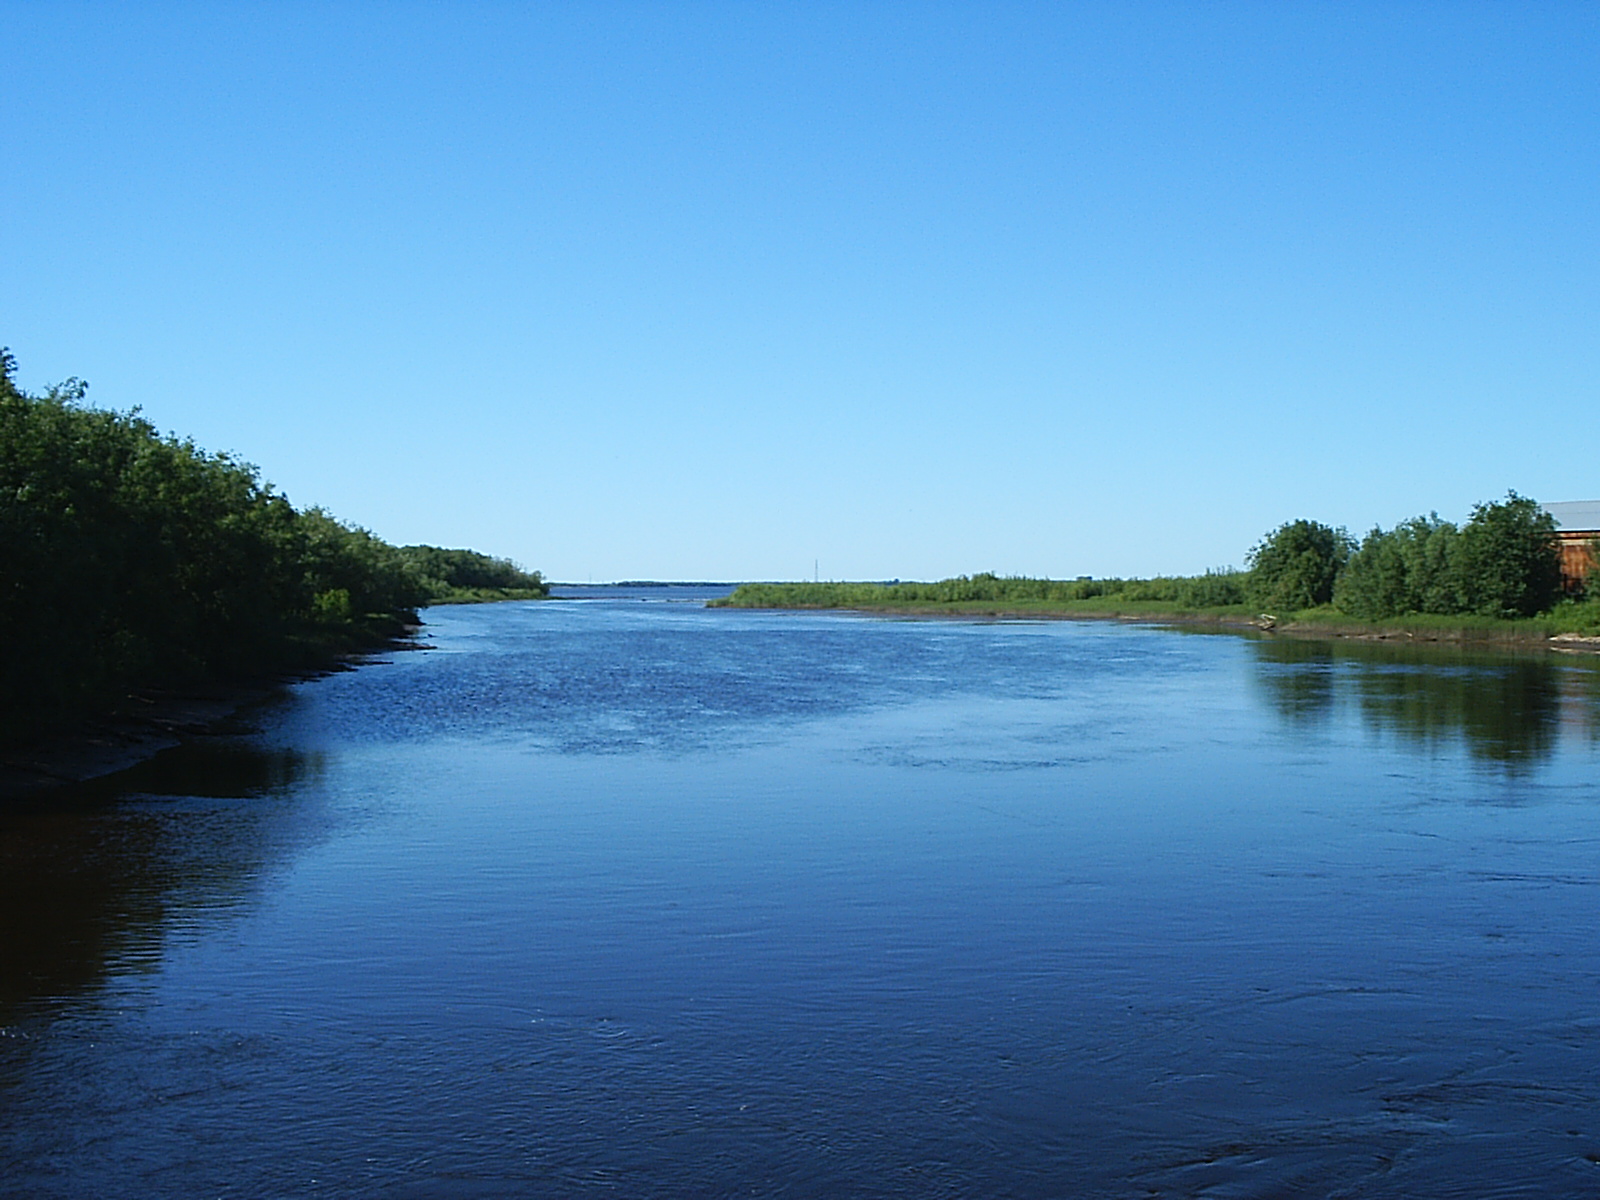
1245,520,1353,612
0,350,540,745
1333,493,1562,621
1456,492,1562,618
1335,514,1466,619
398,544,546,600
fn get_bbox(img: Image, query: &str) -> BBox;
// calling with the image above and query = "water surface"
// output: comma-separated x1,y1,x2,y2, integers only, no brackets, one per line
4,595,1600,1197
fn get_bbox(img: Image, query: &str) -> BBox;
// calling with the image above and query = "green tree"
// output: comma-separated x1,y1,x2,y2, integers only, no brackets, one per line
398,545,547,597
1335,515,1465,619
1457,491,1561,618
1246,519,1352,612
0,347,542,745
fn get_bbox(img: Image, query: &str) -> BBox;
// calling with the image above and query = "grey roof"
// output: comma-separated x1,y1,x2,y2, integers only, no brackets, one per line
1542,500,1600,532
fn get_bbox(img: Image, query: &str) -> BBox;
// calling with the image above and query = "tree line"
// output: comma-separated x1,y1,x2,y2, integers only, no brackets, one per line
1249,493,1572,619
0,350,544,745
719,493,1593,622
718,569,1253,610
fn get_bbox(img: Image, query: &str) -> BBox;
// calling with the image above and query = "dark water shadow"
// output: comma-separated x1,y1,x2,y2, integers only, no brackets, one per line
0,736,329,1019
1249,637,1600,771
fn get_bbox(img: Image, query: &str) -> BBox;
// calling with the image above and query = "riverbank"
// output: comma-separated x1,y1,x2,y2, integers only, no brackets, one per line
0,594,556,802
0,632,432,802
714,594,1600,654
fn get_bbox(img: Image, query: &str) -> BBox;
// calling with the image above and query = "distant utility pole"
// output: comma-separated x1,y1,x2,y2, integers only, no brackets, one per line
815,559,819,583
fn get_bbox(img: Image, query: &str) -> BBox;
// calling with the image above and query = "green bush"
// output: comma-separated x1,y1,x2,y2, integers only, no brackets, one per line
1246,520,1352,612
1457,492,1561,618
399,544,547,600
1335,515,1465,618
1335,495,1562,621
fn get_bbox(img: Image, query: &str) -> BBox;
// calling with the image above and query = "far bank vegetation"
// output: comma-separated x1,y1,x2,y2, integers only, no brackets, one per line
716,494,1600,639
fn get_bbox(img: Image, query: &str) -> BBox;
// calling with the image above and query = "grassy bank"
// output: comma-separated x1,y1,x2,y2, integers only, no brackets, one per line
1278,604,1600,643
713,581,1600,646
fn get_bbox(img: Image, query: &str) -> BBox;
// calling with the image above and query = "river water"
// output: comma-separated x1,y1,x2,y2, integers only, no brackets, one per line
4,592,1600,1198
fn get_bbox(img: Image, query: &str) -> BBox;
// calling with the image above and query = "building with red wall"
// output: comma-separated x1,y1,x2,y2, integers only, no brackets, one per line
1543,501,1600,593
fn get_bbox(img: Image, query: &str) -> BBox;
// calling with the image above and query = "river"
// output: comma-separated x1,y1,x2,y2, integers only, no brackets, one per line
4,590,1600,1197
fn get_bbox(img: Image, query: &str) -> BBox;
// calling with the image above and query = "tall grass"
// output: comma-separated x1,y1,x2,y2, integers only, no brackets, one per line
715,570,1250,611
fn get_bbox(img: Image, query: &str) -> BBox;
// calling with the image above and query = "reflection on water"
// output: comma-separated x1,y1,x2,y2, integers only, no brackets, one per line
1251,636,1600,769
98,739,316,799
0,738,324,1015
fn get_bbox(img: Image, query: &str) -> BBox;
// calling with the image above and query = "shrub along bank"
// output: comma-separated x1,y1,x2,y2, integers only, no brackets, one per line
0,350,545,746
397,544,548,604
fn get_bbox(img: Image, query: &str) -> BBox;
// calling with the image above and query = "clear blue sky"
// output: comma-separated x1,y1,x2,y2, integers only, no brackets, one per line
4,2,1596,582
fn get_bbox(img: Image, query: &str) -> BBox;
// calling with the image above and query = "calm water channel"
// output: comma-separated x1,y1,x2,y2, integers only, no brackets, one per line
5,590,1600,1198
